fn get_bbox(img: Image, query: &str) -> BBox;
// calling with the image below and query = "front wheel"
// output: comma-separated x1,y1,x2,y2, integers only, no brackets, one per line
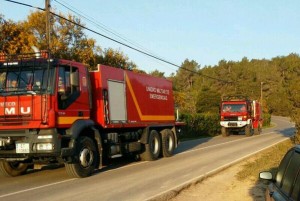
140,130,161,161
245,125,252,136
0,160,29,177
65,136,98,178
221,127,229,137
161,129,175,157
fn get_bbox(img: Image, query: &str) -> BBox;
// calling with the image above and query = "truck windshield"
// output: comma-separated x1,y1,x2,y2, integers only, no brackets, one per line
0,62,54,95
222,104,246,112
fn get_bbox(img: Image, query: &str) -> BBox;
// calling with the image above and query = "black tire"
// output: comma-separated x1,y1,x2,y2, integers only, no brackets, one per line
254,124,261,135
259,124,262,133
140,130,161,161
161,129,175,157
221,127,229,137
65,136,98,178
0,160,29,177
245,125,252,136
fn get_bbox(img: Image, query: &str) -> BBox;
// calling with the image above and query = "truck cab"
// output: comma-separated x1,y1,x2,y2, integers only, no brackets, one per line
0,53,92,176
220,96,262,137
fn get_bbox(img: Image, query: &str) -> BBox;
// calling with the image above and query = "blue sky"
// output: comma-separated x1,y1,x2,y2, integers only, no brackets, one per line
1,0,300,76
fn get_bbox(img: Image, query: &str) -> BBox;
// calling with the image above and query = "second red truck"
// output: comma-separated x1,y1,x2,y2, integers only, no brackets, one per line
220,96,263,137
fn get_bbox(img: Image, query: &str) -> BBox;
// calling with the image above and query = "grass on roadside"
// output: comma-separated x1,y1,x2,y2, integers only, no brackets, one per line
236,139,294,181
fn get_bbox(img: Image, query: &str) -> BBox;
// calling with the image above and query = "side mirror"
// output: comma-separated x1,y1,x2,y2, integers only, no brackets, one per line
259,171,273,180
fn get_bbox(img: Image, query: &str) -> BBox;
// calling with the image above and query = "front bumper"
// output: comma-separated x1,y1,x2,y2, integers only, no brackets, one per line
0,129,63,160
220,120,248,128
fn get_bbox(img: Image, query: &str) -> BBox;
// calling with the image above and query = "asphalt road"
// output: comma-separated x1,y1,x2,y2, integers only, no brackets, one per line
0,116,295,201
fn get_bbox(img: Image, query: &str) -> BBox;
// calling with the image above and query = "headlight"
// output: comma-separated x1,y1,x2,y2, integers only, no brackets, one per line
37,135,53,139
37,143,54,151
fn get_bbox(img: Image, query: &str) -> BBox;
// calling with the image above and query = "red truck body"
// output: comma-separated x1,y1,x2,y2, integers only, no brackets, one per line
220,96,262,136
90,64,175,127
0,54,182,177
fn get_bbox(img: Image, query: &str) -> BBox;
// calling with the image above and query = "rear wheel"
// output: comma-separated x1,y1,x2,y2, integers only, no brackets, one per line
140,130,161,161
245,125,252,136
161,129,175,157
65,136,98,178
254,124,261,135
221,127,229,137
0,160,29,177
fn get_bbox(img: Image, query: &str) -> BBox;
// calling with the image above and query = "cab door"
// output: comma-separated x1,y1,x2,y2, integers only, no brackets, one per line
56,64,90,127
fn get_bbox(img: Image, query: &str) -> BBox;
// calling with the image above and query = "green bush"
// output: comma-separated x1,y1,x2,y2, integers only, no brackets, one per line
179,112,272,140
263,113,271,127
179,113,220,139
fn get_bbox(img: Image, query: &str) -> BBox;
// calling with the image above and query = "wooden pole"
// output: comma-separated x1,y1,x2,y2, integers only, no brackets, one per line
45,0,50,53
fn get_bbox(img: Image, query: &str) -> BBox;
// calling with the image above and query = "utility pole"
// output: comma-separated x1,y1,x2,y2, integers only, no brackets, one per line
260,82,264,107
45,0,51,53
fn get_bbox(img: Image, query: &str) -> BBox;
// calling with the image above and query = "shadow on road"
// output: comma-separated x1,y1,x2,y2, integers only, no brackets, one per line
174,137,213,154
274,127,295,137
95,155,140,175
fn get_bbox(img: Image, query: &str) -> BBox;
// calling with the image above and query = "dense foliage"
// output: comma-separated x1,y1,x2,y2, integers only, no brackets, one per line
179,113,220,139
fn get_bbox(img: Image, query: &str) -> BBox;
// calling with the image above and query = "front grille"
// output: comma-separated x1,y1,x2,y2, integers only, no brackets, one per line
224,116,238,121
0,130,27,134
0,115,32,120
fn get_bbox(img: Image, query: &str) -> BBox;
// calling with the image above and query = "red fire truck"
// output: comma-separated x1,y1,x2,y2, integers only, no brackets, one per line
220,96,262,137
0,53,183,178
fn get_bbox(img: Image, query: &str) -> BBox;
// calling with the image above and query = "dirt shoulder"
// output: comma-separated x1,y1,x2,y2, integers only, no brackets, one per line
168,156,266,201
166,138,294,201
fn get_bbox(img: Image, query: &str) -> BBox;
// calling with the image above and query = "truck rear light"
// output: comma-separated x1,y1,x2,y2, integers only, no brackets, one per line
221,116,224,121
37,143,54,151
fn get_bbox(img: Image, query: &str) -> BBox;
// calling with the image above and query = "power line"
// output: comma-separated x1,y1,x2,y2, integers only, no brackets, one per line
53,0,178,74
4,0,181,67
3,0,231,83
53,0,161,59
53,0,177,73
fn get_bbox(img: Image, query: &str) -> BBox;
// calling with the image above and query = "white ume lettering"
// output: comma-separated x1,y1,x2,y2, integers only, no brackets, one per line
0,102,31,115
156,88,170,95
146,86,170,102
149,94,168,100
146,86,157,93
146,86,170,95
4,107,31,115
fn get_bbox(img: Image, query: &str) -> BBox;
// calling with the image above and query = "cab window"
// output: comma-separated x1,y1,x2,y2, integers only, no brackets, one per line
57,65,80,109
281,152,300,196
276,149,293,187
291,165,300,200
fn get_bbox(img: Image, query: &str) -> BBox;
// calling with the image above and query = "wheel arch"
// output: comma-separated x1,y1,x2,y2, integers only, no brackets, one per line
67,119,96,139
66,119,103,168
